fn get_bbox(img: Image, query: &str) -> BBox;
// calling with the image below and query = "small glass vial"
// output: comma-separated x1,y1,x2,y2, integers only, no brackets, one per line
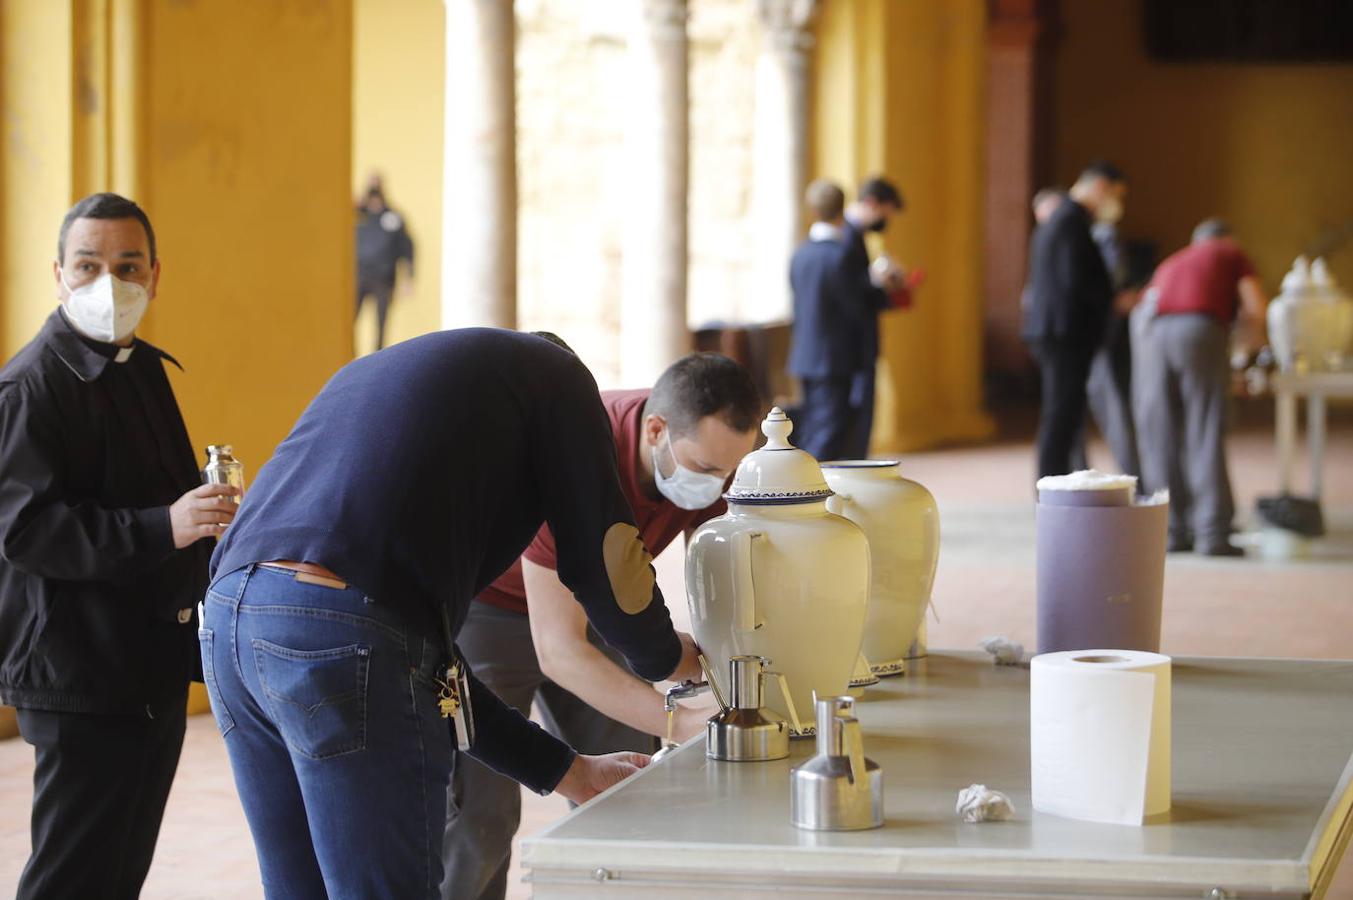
202,445,245,503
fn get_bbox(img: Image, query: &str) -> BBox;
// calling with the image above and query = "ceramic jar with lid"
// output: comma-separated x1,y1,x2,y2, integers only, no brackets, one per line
822,460,939,676
686,408,870,735
1269,256,1353,373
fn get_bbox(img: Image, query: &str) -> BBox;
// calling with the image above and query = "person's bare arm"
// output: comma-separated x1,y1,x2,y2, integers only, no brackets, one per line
1237,275,1269,352
524,558,711,741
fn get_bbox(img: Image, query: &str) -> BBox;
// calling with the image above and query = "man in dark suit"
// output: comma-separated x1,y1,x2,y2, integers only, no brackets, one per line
1022,161,1125,480
787,177,904,461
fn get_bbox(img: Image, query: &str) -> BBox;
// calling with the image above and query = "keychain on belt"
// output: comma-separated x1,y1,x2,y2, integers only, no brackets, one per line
437,607,475,751
436,660,475,751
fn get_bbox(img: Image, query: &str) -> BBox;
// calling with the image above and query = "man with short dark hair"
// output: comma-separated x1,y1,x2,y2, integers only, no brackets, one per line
0,192,239,898
442,352,761,900
1023,161,1126,480
788,175,910,460
1132,218,1268,556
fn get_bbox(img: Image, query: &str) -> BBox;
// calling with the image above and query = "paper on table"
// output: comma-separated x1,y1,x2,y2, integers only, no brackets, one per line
1030,650,1171,826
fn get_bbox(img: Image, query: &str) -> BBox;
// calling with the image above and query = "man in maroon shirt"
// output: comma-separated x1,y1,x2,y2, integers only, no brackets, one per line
1132,218,1268,556
442,353,762,900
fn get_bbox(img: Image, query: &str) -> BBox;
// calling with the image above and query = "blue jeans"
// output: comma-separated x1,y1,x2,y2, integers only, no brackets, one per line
201,564,452,899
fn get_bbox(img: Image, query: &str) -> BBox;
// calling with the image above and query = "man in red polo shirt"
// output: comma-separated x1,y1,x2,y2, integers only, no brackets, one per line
441,352,762,900
1132,218,1268,556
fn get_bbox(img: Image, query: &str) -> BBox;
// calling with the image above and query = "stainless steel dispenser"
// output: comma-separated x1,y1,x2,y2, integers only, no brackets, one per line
706,655,789,762
790,695,884,830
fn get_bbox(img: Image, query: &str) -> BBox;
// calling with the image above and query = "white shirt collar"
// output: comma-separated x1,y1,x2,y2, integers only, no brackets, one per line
114,346,135,364
809,222,843,242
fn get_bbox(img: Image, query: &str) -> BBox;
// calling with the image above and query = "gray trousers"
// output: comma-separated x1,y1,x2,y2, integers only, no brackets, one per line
1074,316,1141,478
440,602,657,900
1131,310,1235,546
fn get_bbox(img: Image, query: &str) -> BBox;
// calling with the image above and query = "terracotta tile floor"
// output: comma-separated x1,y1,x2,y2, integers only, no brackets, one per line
2,406,1351,898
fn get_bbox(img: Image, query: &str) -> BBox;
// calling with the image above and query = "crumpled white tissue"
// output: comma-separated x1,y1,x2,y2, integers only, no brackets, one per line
980,635,1024,666
956,784,1016,823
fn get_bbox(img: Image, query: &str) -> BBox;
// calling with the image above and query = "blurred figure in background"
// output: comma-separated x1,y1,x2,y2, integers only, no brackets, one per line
1021,187,1065,315
1021,161,1124,481
1075,173,1142,479
788,176,915,461
1032,187,1065,228
1132,218,1268,556
355,173,415,352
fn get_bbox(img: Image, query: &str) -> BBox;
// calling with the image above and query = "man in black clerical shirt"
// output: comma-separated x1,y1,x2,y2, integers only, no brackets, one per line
0,193,239,899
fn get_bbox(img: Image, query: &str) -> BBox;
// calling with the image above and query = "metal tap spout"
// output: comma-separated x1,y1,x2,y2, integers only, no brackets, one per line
663,680,710,712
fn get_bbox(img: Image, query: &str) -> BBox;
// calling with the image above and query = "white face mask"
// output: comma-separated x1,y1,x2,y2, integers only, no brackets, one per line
652,429,725,510
61,271,149,344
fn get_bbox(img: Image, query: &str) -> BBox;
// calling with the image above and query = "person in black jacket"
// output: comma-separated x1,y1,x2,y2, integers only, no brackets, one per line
355,174,415,352
0,193,240,899
1022,161,1126,481
787,177,905,460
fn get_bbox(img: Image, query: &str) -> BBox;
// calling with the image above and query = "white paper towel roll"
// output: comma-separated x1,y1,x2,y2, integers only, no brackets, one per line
1030,650,1171,825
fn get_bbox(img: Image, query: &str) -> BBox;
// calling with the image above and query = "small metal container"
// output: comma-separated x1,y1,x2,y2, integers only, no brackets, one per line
202,445,245,502
706,656,789,762
790,695,884,831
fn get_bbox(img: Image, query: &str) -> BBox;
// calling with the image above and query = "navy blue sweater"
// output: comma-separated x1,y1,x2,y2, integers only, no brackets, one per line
212,328,682,792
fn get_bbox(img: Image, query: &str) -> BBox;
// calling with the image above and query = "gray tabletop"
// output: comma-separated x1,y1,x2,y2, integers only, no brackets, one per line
522,652,1353,898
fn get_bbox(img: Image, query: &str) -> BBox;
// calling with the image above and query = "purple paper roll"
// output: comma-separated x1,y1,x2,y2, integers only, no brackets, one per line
1036,499,1169,655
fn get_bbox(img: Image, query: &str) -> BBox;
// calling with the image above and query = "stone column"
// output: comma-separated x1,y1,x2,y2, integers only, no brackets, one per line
442,0,517,330
983,0,1054,387
621,0,689,385
750,0,816,325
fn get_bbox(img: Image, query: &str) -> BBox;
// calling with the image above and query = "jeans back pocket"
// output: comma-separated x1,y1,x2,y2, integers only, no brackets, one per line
197,628,235,737
253,639,371,760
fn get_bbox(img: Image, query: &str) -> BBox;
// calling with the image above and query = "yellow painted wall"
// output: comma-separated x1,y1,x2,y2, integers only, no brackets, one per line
812,0,994,452
139,1,354,474
1054,0,1353,292
1,1,74,358
351,0,444,354
1,1,354,724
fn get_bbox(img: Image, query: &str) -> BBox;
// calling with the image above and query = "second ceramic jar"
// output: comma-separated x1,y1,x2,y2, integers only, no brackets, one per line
822,461,940,676
686,408,869,734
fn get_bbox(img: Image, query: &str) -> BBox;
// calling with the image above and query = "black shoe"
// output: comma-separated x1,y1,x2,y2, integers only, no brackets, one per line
1167,535,1194,553
1198,541,1245,558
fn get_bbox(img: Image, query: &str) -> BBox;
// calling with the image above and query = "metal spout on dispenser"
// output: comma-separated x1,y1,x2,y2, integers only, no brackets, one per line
790,695,884,830
706,656,790,762
652,679,712,763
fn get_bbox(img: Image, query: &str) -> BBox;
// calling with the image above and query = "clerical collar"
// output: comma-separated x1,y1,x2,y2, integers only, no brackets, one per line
57,307,135,362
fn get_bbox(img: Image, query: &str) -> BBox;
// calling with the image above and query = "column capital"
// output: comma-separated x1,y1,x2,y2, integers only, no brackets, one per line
757,0,816,53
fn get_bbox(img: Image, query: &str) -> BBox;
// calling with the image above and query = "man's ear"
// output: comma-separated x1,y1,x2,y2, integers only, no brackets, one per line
642,413,666,448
